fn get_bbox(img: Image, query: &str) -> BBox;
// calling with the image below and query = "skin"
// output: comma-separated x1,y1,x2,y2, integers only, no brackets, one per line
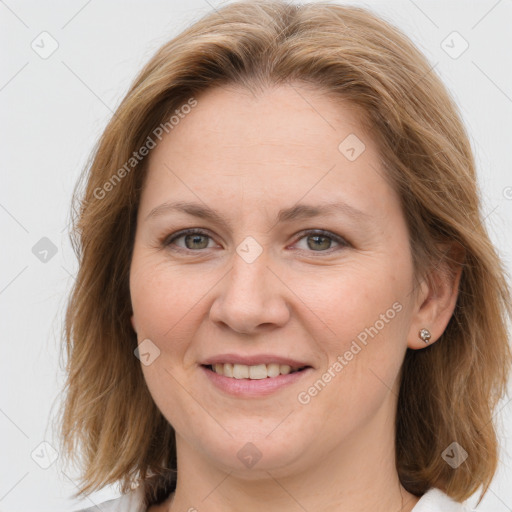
129,83,462,512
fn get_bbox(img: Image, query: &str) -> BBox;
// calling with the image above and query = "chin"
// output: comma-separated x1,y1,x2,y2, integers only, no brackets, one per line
195,431,309,477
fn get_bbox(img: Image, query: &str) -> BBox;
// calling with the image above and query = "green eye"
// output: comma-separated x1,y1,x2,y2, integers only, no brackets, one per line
163,228,349,254
294,230,348,252
165,229,214,251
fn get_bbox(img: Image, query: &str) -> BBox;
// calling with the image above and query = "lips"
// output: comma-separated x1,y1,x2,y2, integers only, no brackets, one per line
201,362,313,397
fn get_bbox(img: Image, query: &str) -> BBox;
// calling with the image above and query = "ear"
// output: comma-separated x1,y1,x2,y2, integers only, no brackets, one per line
130,314,137,334
407,242,465,349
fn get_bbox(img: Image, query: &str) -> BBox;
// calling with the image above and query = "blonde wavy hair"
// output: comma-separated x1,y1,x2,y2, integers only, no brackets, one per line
57,0,512,508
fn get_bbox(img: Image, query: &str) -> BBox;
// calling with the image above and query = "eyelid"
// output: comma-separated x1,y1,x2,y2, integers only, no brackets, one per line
162,228,219,251
163,228,350,253
291,229,350,251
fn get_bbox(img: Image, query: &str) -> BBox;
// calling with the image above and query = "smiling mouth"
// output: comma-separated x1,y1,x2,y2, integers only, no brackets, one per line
203,363,310,379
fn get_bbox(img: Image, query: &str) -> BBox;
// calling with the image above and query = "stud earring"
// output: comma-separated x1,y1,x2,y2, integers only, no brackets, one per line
419,328,432,343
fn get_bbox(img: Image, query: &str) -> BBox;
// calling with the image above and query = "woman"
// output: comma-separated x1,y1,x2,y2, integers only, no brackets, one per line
59,1,511,511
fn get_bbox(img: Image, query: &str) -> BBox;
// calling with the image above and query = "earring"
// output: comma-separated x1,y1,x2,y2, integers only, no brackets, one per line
419,328,431,343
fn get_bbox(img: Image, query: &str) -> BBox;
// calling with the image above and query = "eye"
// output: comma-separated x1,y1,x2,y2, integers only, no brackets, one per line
163,229,217,251
292,229,349,253
163,228,350,255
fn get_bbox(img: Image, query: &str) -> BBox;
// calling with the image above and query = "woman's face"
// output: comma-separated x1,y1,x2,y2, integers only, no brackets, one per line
129,83,423,478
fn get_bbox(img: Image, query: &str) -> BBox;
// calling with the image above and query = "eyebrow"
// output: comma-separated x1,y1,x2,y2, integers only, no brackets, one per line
144,200,371,228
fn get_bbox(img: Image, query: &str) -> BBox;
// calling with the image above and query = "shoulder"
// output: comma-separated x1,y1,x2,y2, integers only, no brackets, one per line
412,488,475,512
71,485,146,512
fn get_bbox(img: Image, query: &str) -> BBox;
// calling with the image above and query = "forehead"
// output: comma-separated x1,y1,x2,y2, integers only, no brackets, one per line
150,83,368,163
141,83,397,218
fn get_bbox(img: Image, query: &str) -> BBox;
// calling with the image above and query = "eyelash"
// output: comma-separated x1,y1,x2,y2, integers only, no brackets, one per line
162,228,350,255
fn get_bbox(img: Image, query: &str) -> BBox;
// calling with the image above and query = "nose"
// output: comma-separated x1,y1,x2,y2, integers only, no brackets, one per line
209,246,291,335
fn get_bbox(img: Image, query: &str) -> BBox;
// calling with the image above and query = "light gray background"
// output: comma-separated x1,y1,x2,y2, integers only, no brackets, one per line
1,0,511,511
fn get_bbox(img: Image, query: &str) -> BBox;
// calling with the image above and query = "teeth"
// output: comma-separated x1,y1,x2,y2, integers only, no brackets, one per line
210,362,302,379
267,363,280,378
233,363,249,379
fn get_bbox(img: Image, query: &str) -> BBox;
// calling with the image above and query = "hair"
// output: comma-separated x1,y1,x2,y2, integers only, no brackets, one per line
56,0,512,508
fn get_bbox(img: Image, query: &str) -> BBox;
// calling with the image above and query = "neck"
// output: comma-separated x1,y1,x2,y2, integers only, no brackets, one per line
161,397,420,512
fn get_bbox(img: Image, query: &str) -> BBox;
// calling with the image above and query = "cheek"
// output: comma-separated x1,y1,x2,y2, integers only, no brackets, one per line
130,256,210,341
297,260,409,349
129,259,206,422
297,260,411,401
130,262,202,425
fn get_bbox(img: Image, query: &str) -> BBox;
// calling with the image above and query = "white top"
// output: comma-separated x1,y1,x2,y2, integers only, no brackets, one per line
74,486,476,511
